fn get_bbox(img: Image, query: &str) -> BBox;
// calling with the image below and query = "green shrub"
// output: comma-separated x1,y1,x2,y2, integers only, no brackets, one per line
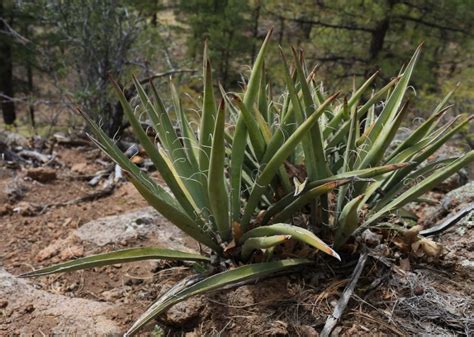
21,31,473,336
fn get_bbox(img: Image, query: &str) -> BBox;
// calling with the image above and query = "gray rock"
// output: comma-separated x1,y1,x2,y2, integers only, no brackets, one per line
442,181,474,211
164,296,204,326
426,145,468,193
0,267,121,335
4,179,28,202
74,207,197,251
0,130,29,148
420,183,474,230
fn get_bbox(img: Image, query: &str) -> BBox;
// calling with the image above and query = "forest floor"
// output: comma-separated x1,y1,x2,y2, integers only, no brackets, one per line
0,137,473,336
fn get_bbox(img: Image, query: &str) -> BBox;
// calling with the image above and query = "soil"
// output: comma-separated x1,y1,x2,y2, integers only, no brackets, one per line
1,144,473,336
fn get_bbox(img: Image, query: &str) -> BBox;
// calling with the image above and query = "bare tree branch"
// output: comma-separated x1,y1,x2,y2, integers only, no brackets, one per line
394,15,471,35
139,69,197,85
264,9,374,33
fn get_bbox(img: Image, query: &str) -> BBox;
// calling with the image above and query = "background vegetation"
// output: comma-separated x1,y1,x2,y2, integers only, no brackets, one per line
1,0,473,137
2,2,473,335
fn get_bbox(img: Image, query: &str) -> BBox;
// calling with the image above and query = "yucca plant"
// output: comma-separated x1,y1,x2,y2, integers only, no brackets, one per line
21,30,473,336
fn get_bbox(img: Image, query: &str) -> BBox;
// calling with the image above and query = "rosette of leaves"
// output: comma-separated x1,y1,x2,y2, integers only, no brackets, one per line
21,30,473,335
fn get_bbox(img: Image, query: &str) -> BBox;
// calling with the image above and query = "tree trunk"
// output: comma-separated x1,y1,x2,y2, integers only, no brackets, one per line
107,101,124,137
250,1,261,63
27,60,35,129
369,18,390,60
0,0,16,125
369,0,397,61
23,22,35,129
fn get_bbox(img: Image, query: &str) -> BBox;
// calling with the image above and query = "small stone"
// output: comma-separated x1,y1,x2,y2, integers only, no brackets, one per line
13,202,41,216
460,260,474,274
361,229,382,246
125,278,143,286
59,245,84,260
101,287,131,302
36,244,59,262
26,167,57,183
0,205,11,216
4,180,28,202
414,286,424,296
0,299,8,308
164,296,204,326
23,304,35,313
3,131,29,147
66,282,80,292
71,162,88,173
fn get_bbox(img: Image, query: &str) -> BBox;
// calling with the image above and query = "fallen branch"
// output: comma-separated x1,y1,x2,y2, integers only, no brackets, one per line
66,183,115,204
139,69,196,85
17,150,49,163
114,164,123,182
320,251,369,337
0,141,24,162
88,165,115,186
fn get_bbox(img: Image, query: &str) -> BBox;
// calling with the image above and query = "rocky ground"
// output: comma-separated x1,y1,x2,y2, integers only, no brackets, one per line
0,134,473,336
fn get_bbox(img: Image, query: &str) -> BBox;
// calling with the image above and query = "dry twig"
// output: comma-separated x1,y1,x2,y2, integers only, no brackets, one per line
320,251,368,337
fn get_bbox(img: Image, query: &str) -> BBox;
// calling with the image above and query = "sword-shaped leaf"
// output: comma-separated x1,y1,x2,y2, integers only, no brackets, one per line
230,29,273,222
145,80,209,211
115,77,198,219
241,235,292,260
79,109,220,252
20,247,209,277
262,162,409,225
326,76,400,148
290,47,330,180
357,100,410,170
356,45,421,168
377,157,458,206
272,179,351,224
364,151,474,229
334,195,365,248
386,103,451,162
199,41,218,176
337,105,358,214
241,93,339,230
125,258,312,336
208,100,231,241
170,81,200,168
280,48,317,180
240,223,340,260
231,94,266,159
324,72,378,138
381,115,472,194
